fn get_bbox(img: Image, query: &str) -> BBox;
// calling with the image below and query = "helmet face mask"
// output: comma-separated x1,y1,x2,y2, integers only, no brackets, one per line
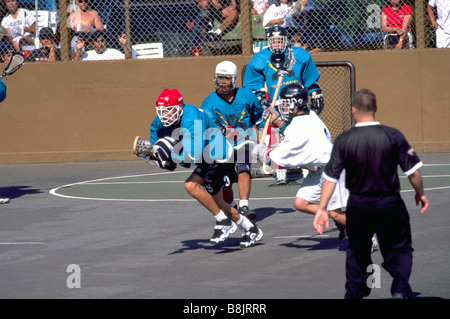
278,83,309,120
214,61,237,94
156,89,184,127
267,26,288,55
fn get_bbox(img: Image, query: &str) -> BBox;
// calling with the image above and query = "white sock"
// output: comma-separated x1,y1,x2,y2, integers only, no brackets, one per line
214,29,222,35
239,200,249,208
214,210,228,222
236,215,253,231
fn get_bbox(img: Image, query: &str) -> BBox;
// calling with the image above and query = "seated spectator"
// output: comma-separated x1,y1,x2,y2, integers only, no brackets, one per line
25,27,60,62
69,0,105,54
0,43,14,64
381,0,413,49
194,0,239,42
1,0,36,52
263,0,296,35
427,0,450,48
73,31,132,61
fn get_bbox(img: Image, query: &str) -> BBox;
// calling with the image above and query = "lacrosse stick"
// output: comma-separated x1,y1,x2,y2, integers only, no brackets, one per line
133,135,155,160
1,53,25,79
288,0,308,16
259,47,296,145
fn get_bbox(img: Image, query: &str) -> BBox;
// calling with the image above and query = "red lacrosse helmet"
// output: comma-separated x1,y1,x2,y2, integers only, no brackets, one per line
155,89,184,127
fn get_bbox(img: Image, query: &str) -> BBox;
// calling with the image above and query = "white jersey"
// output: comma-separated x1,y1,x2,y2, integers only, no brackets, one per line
428,0,450,33
263,3,295,29
80,48,125,61
1,9,36,42
269,110,332,172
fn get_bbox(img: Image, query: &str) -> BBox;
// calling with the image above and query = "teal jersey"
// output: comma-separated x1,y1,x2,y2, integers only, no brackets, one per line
243,46,320,97
150,103,231,164
201,88,263,145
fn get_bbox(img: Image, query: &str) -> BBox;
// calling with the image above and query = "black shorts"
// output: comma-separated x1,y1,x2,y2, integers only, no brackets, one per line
193,162,238,195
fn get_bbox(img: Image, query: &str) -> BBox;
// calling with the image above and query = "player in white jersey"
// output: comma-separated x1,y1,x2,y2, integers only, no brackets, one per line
253,83,347,237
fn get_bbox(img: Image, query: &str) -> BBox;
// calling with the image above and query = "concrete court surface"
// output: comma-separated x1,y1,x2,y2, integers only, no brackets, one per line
0,153,449,301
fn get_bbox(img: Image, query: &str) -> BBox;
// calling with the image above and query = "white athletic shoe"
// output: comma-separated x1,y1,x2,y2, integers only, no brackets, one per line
239,226,263,248
275,169,287,185
0,197,10,204
210,219,237,244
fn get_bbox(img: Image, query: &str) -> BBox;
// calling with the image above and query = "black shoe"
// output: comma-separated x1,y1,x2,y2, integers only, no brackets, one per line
238,206,256,220
210,219,237,244
239,226,263,248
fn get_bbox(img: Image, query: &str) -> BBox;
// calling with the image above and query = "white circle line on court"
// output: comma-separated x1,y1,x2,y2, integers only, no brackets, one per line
49,167,450,202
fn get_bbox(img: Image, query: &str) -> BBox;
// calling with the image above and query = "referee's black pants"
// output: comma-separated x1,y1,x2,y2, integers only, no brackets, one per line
344,193,413,299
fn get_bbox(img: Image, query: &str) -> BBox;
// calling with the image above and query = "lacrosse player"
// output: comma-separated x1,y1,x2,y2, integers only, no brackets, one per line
200,61,263,220
253,83,347,238
245,25,323,184
138,89,263,248
0,50,25,204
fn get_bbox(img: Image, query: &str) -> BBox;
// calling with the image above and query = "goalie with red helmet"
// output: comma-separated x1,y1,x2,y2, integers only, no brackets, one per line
135,88,263,248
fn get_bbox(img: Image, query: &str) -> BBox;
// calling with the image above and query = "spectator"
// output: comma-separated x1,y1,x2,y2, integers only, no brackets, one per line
25,27,60,62
69,0,104,54
252,0,268,16
73,30,132,61
263,0,296,34
0,42,14,63
427,0,450,48
194,0,239,42
291,12,323,53
381,0,413,49
1,0,36,52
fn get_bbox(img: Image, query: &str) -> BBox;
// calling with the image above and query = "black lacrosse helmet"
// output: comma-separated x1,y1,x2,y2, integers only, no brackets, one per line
278,83,309,120
266,25,289,55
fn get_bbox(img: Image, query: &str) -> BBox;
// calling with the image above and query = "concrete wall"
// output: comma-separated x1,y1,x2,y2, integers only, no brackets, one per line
0,49,448,164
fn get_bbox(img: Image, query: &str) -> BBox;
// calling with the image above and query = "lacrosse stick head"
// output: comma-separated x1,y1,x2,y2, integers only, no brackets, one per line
155,89,184,127
133,136,153,159
1,52,25,79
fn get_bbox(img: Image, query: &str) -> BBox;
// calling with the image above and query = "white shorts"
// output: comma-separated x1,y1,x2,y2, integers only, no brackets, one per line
296,168,348,211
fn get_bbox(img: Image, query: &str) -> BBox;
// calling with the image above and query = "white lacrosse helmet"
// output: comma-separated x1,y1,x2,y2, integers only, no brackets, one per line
155,89,184,127
214,61,237,94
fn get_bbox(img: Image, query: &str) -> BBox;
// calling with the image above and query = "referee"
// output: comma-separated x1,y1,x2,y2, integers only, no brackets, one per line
313,89,428,299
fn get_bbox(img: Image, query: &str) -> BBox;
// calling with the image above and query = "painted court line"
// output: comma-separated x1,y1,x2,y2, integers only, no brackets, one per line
49,164,450,202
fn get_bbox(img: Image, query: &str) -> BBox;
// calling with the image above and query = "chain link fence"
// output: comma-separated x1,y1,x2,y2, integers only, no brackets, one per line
0,0,447,62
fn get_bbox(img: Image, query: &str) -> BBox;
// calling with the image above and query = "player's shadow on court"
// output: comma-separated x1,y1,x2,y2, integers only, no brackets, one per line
253,207,296,222
0,186,43,199
280,230,347,252
169,237,263,255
